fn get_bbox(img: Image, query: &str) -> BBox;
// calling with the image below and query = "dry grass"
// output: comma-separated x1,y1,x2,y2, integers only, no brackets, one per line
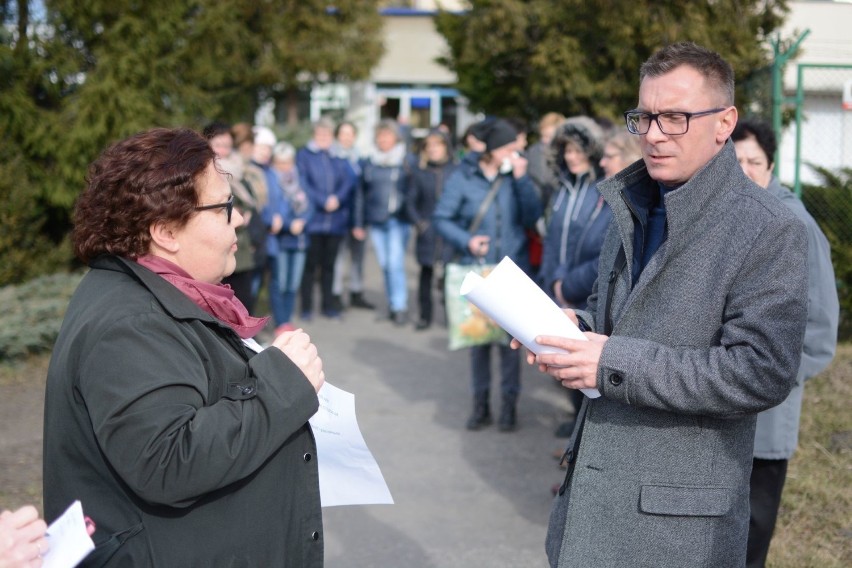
768,343,852,567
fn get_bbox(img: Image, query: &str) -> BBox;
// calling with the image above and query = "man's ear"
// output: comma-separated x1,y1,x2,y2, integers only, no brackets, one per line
718,106,739,144
149,221,180,254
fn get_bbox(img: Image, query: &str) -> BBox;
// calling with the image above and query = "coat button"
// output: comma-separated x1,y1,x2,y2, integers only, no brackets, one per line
609,373,623,386
241,386,255,395
608,270,617,283
303,452,312,462
311,531,320,541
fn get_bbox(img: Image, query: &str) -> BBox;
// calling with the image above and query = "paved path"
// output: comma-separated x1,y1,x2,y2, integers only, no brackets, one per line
302,251,575,568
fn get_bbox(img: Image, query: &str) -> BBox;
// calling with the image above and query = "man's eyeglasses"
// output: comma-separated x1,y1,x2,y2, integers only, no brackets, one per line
194,195,234,223
623,107,728,136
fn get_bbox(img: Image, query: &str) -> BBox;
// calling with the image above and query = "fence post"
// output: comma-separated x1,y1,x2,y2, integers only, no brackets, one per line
771,30,809,186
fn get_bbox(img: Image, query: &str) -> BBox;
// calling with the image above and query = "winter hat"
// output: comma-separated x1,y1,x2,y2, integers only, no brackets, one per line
482,118,518,152
552,116,605,162
467,117,494,144
252,125,277,148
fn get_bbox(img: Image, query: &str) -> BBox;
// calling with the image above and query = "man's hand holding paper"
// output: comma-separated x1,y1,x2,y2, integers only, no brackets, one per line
460,257,603,398
524,332,608,391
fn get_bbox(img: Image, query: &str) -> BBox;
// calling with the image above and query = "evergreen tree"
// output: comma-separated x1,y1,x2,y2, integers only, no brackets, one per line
0,0,384,284
246,0,384,125
435,0,790,124
1,0,75,284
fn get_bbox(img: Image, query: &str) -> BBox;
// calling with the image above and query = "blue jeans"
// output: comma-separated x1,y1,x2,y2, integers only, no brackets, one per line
369,218,411,312
269,250,306,326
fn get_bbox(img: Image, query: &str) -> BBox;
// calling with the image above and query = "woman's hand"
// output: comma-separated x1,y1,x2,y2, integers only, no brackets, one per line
271,330,325,393
324,195,340,212
289,218,305,236
270,213,284,235
468,235,490,257
0,506,49,568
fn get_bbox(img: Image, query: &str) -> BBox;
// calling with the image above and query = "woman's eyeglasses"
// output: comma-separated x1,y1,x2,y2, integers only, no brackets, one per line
194,195,234,223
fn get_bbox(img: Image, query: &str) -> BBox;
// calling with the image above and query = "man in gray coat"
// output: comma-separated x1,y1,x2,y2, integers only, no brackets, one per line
732,118,839,567
524,43,809,567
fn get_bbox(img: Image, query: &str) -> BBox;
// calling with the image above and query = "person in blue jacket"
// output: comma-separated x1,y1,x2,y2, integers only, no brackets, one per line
268,142,312,334
538,117,611,438
433,118,542,431
297,118,356,320
354,119,413,325
539,116,610,310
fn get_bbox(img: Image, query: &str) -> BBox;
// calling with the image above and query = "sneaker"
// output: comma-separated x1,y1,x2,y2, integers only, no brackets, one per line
299,311,313,322
392,311,408,326
415,319,430,331
322,309,343,320
331,295,345,312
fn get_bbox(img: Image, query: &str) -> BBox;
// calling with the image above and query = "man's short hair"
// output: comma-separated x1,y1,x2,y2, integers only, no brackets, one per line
640,42,735,106
731,118,777,166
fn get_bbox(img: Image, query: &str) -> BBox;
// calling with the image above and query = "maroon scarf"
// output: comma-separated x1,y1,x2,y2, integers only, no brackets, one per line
136,255,268,339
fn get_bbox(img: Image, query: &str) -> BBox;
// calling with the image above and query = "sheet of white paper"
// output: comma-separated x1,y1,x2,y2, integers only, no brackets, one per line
460,256,601,398
43,500,95,568
309,382,394,507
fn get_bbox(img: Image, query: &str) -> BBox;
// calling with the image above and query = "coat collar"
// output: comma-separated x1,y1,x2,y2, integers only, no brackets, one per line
596,140,749,288
90,255,231,327
599,140,747,239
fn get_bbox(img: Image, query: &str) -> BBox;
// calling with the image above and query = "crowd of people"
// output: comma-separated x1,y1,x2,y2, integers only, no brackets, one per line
193,107,644,341
193,111,648,438
0,40,839,568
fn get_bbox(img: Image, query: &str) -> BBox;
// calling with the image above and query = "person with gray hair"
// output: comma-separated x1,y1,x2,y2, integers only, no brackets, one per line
732,118,839,567
268,141,311,333
521,42,809,566
331,121,375,311
598,130,642,179
354,119,413,325
297,117,356,320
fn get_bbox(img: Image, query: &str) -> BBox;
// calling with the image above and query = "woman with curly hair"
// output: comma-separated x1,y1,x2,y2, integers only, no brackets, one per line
43,128,325,566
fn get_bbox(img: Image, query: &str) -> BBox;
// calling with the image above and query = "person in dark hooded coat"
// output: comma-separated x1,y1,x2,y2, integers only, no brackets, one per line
405,128,458,330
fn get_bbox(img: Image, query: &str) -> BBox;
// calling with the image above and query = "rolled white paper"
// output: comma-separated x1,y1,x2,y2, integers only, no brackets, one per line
460,257,601,398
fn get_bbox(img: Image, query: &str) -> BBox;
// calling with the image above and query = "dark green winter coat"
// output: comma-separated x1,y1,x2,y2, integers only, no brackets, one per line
43,255,323,567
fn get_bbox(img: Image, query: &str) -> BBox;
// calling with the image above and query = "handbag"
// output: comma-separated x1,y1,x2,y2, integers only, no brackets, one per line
444,176,508,350
445,262,508,350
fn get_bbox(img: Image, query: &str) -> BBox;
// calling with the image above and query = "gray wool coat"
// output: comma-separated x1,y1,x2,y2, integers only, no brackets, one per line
546,141,809,568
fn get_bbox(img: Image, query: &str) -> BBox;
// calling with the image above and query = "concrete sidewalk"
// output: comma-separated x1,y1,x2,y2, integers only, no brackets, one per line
296,251,576,568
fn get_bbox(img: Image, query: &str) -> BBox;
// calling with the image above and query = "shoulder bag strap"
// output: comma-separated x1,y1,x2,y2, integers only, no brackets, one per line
467,176,504,234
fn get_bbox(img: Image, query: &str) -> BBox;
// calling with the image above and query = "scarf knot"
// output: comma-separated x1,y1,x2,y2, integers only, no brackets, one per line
136,255,269,339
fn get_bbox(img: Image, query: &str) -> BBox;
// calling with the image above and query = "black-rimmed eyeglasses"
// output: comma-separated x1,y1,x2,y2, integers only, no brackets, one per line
623,107,728,136
194,195,234,223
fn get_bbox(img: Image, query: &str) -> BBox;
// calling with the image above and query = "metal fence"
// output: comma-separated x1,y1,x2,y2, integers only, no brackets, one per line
786,65,852,181
780,63,852,338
